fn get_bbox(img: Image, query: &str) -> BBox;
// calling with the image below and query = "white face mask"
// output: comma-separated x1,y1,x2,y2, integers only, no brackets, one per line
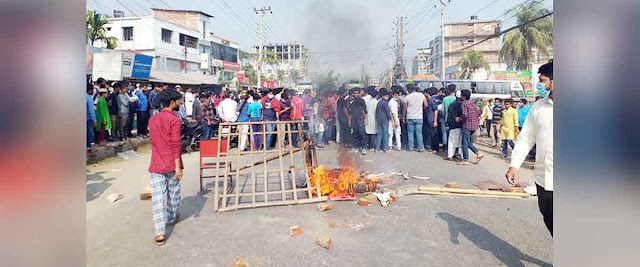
247,97,254,103
268,93,274,99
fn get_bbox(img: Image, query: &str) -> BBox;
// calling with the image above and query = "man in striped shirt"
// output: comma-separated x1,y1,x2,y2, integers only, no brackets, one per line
458,90,485,165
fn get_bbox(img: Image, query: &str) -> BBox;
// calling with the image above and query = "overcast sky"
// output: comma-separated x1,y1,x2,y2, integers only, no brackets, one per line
88,0,553,79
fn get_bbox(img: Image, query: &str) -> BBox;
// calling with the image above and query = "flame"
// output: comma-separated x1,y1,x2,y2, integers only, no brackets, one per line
309,148,378,196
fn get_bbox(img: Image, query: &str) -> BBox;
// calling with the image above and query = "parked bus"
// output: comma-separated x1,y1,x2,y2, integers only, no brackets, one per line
394,79,527,100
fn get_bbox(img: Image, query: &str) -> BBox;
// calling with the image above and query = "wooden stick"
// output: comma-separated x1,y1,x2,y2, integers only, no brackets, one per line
287,123,298,202
234,126,242,209
232,149,301,172
263,123,268,203
249,122,256,206
215,197,328,212
416,187,530,197
221,127,231,209
413,191,523,199
277,125,287,202
213,123,222,211
297,122,313,199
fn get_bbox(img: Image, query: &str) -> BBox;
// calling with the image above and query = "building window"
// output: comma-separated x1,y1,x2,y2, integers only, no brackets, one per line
123,27,133,41
179,34,198,49
161,29,172,43
202,21,206,39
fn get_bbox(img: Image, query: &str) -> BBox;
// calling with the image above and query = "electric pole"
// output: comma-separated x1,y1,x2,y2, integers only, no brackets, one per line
393,17,407,80
255,6,272,89
183,46,188,73
439,0,449,80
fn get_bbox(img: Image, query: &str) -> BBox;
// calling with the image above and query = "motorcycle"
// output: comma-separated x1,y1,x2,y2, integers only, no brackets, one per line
181,119,203,153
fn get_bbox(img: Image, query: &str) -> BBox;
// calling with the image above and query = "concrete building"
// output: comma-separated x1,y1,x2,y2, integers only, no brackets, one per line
253,43,308,88
95,9,240,87
411,47,432,77
430,16,501,79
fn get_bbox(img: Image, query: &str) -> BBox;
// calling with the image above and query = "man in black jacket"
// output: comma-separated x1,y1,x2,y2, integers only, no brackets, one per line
443,97,463,161
348,88,367,155
375,89,392,153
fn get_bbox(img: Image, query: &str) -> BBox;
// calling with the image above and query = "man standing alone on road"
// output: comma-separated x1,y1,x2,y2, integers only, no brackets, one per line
148,89,184,246
403,84,428,152
517,98,531,131
506,61,553,236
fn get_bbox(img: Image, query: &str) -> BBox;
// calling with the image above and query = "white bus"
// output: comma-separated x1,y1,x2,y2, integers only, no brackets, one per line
394,79,526,100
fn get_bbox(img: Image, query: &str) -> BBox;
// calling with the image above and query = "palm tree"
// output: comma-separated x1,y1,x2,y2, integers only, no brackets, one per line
499,1,553,70
86,10,118,49
457,51,490,79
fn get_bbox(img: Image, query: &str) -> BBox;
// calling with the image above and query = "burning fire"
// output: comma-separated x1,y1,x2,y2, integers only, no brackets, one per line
309,148,377,197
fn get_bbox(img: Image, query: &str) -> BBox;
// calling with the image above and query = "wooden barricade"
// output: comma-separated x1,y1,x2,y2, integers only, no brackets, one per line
211,119,327,212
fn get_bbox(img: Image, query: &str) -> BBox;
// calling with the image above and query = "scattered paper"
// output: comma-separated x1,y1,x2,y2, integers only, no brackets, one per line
107,193,124,203
117,150,138,161
412,176,430,180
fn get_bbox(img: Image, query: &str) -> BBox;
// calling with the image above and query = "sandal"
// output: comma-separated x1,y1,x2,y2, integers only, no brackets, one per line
475,153,485,164
442,156,453,161
457,161,470,165
155,235,165,246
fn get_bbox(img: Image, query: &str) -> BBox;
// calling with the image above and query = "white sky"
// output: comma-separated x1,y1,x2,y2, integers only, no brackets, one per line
87,0,553,79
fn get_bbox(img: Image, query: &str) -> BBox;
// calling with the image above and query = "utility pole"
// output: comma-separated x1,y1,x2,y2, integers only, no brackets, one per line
399,16,405,79
255,6,272,89
393,17,407,80
439,0,449,80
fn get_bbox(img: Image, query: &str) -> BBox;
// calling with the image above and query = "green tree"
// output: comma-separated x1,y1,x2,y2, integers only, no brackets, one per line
242,64,257,86
457,51,490,79
86,10,117,49
499,1,553,70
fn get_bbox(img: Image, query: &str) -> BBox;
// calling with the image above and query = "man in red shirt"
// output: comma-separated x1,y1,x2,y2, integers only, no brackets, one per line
289,89,304,147
147,89,184,246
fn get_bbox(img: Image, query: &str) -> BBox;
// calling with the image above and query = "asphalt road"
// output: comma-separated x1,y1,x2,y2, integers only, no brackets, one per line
86,137,552,266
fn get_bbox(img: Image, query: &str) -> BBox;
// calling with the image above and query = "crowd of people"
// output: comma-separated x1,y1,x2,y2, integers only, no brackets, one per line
85,79,541,161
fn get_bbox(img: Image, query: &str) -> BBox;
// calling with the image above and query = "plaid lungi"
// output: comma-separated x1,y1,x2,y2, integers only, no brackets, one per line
150,172,181,235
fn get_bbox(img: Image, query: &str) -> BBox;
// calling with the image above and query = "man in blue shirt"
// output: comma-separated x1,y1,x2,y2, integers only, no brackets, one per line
86,84,97,157
517,98,531,131
135,85,150,137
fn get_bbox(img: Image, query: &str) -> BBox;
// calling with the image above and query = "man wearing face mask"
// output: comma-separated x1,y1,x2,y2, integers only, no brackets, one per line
506,61,553,236
517,98,531,131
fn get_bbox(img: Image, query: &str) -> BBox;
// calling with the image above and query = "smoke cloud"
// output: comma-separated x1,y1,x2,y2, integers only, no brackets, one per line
302,0,380,79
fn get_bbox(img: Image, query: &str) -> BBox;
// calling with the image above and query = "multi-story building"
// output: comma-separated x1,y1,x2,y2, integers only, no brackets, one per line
411,47,432,77
95,8,240,87
252,43,308,88
430,16,501,79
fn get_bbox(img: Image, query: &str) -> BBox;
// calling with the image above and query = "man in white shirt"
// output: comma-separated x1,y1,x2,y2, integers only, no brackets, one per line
218,91,238,123
506,61,553,236
388,87,401,150
184,87,195,117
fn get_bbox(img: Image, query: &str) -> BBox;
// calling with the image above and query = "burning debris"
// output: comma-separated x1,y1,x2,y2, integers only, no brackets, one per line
309,148,380,199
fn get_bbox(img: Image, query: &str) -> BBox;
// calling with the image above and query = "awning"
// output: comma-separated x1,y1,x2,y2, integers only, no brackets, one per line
149,70,218,85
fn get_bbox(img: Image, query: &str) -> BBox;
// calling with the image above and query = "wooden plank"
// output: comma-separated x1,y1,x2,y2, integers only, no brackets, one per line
416,187,530,197
277,125,287,202
263,125,268,203
213,123,222,211
413,191,523,199
287,124,298,202
216,196,328,213
296,122,314,199
234,127,242,209
231,149,301,172
249,122,256,206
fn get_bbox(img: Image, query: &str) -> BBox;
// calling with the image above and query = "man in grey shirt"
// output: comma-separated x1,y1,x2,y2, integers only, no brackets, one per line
402,84,428,152
116,85,131,140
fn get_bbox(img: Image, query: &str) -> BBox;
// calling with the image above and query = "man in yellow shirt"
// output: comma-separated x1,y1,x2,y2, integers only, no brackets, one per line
500,98,518,158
